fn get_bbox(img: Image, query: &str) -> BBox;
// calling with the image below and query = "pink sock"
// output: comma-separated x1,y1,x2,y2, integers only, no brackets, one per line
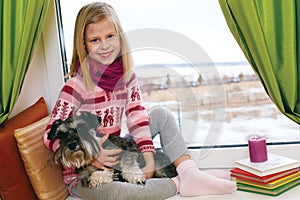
176,160,237,196
205,169,232,180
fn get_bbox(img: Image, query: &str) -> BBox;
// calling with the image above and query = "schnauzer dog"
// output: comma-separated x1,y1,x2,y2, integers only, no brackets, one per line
48,111,177,189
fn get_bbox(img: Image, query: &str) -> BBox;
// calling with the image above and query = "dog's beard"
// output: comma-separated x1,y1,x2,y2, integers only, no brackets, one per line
54,131,100,168
59,146,92,168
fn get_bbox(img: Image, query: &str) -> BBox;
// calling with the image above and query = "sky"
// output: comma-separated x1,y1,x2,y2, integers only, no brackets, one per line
60,0,247,65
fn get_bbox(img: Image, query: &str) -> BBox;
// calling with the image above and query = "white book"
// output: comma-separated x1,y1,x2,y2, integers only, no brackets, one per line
235,153,300,177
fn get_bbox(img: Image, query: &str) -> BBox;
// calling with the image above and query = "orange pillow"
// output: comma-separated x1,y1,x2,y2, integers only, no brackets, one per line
0,97,48,200
14,116,69,200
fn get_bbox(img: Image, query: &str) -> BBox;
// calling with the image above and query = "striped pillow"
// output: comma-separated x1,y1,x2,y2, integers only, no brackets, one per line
14,116,69,200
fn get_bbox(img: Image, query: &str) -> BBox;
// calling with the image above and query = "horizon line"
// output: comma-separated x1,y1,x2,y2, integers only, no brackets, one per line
135,61,249,67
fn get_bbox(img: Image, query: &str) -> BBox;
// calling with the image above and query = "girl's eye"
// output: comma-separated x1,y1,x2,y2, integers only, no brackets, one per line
91,38,98,43
107,34,114,40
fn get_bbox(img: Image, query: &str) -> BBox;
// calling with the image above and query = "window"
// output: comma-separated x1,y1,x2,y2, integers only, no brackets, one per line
58,0,300,168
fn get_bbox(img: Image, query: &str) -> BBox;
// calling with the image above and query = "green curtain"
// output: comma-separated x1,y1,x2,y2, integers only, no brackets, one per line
219,0,300,124
0,0,50,124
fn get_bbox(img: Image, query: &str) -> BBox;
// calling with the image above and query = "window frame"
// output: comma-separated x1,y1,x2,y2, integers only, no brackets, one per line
54,0,300,169
55,0,69,80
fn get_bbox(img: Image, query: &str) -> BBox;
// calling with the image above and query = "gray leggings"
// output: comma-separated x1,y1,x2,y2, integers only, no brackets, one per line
77,106,188,200
149,106,188,162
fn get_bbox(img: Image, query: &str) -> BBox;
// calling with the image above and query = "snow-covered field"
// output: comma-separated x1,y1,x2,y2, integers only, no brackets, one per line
182,106,300,146
149,104,300,148
136,64,300,147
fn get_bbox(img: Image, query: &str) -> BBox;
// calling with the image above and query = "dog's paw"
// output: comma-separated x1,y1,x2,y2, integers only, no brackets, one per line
89,170,113,188
122,169,146,184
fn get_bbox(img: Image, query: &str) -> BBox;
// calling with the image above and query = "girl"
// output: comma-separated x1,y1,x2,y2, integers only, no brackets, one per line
44,2,236,199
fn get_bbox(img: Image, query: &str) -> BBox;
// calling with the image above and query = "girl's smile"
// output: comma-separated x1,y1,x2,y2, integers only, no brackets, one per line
85,18,121,65
99,51,113,58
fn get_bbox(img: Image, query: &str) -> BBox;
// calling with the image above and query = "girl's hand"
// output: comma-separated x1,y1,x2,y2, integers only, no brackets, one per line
141,151,155,179
93,134,122,168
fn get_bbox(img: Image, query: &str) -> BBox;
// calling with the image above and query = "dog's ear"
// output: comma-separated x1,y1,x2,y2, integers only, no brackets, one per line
47,119,63,140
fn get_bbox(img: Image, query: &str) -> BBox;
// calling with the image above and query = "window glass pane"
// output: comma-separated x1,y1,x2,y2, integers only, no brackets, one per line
59,0,300,148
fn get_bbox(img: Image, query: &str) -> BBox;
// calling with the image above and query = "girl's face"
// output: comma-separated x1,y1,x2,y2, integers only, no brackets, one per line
85,18,121,66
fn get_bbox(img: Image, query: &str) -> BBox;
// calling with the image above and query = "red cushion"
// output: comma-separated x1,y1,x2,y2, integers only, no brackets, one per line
0,97,48,200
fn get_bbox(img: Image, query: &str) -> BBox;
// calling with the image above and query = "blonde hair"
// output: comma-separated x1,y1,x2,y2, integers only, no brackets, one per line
69,2,133,90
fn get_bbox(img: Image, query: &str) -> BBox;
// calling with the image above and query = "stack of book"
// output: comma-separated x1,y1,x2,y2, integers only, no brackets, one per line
231,153,300,196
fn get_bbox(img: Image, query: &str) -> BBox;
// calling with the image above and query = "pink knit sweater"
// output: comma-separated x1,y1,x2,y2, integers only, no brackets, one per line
43,72,155,153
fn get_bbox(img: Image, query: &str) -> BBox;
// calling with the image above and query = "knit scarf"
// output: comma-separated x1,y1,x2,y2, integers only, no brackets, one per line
76,57,125,91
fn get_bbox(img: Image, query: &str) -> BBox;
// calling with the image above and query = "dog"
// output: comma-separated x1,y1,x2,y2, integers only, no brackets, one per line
47,111,177,188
